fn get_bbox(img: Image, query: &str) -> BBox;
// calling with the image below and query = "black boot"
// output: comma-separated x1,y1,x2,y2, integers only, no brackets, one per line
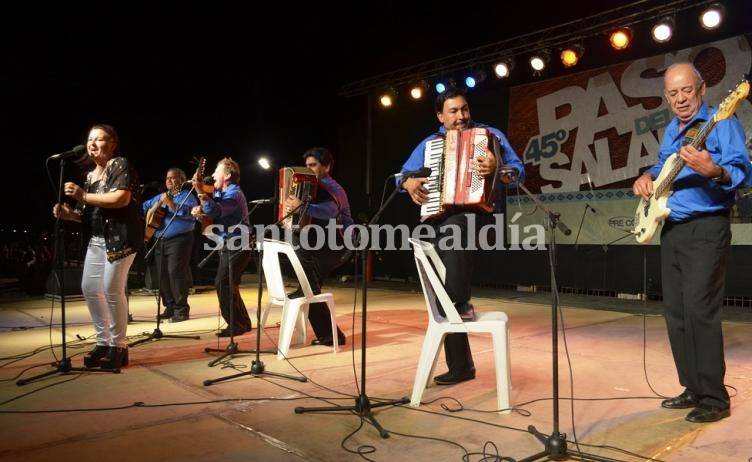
100,346,129,370
83,345,109,367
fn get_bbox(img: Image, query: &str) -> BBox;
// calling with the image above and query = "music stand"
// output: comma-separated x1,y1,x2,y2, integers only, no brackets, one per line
18,158,118,385
293,182,409,439
203,198,308,385
514,180,619,462
130,189,201,347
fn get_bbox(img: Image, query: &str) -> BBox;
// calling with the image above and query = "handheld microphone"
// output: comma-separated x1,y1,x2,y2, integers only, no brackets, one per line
249,198,274,205
394,167,431,180
48,145,87,162
586,203,597,213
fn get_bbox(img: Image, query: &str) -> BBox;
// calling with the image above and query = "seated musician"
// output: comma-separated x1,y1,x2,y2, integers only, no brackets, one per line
283,147,353,347
399,86,525,385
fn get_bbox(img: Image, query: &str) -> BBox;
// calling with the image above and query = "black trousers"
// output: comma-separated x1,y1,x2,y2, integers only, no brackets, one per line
428,211,491,373
292,233,346,340
660,214,730,408
155,231,194,315
216,248,253,331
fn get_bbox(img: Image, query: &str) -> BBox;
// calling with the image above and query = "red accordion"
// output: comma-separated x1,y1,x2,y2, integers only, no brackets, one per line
420,127,500,220
278,167,317,229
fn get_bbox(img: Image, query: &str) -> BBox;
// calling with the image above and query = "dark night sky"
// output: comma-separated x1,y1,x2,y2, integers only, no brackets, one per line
4,1,748,235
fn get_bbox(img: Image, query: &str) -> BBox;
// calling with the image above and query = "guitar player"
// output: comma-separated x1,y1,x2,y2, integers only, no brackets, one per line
632,62,752,423
141,167,198,323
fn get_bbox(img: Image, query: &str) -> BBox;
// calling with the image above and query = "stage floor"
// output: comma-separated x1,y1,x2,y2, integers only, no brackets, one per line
1,276,751,462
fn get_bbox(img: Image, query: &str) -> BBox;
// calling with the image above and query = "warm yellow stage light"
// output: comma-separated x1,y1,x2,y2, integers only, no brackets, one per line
408,80,429,100
560,44,583,67
379,88,397,108
609,27,633,50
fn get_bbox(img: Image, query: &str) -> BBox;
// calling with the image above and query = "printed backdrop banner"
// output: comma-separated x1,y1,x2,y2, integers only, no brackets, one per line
506,35,752,245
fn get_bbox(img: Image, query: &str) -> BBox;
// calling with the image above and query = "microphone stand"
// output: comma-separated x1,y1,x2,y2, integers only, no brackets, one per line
130,188,201,347
204,200,307,385
513,176,618,462
294,181,410,439
18,158,117,385
572,204,589,250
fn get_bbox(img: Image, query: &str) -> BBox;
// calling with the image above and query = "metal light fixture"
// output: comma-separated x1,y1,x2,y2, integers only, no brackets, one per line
530,49,551,73
493,59,515,78
700,3,724,30
408,80,429,100
378,87,398,108
609,27,633,50
651,16,675,43
560,43,584,67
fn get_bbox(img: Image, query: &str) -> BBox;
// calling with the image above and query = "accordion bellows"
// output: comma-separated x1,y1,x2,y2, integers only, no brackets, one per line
420,127,500,220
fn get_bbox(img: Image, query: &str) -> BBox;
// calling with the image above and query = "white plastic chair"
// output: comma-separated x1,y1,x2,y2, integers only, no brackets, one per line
259,238,339,360
408,238,511,414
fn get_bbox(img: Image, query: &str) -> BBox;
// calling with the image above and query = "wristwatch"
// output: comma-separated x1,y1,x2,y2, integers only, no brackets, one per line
710,164,724,183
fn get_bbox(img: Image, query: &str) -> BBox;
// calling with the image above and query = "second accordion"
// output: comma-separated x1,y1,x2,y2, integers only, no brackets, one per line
278,166,318,229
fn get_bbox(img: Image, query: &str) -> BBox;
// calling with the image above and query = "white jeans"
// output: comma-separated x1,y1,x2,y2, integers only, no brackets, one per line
81,236,135,348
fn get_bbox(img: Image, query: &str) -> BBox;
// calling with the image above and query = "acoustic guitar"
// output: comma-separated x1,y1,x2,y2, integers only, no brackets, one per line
144,190,171,242
632,79,749,244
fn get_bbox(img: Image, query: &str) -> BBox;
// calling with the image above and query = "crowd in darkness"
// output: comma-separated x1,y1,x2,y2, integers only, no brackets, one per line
0,232,55,295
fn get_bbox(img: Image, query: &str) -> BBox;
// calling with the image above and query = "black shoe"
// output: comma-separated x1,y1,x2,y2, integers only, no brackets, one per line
686,403,730,423
457,302,476,322
433,368,476,385
661,390,699,409
100,347,128,370
216,327,251,337
157,310,175,320
287,288,304,299
83,345,109,367
311,334,346,346
169,313,189,323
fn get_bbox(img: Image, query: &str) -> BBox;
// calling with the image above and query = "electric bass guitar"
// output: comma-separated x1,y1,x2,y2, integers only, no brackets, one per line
632,78,749,244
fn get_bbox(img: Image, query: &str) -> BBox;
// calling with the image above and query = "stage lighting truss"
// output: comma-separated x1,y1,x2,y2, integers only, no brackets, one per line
609,26,633,50
700,3,724,30
408,80,429,100
560,43,584,68
493,58,515,78
651,15,675,43
529,49,551,73
378,87,398,108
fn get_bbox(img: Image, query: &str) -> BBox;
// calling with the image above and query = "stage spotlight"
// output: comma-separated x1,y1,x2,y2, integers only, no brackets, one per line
378,87,398,108
560,43,584,68
700,3,724,30
435,78,456,94
464,70,486,89
408,80,429,100
257,157,271,170
609,27,633,50
530,50,551,72
651,16,675,43
493,59,514,78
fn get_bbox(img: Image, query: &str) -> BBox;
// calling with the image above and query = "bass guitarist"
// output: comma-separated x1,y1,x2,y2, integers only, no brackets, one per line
632,62,751,423
142,167,198,322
